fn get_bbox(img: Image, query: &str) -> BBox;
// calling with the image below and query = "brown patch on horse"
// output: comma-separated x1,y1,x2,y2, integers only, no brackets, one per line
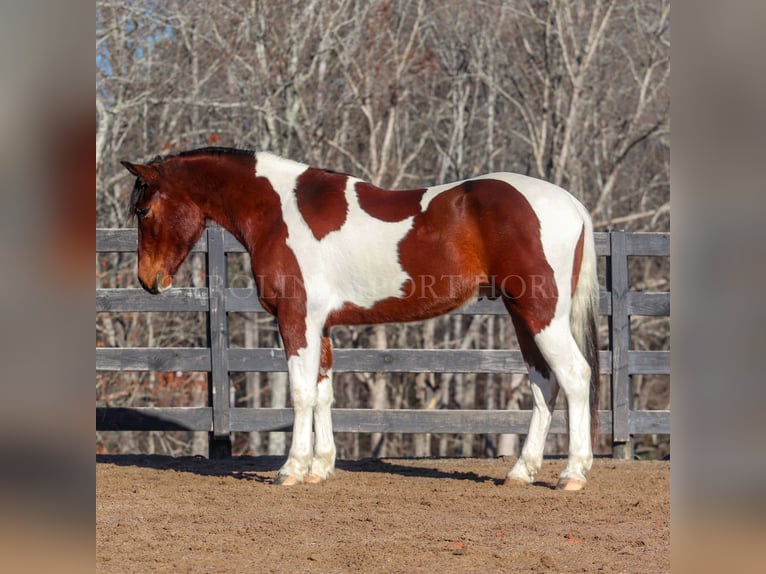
295,168,348,240
245,175,309,357
179,151,309,357
459,179,558,336
167,151,312,357
571,224,585,297
318,336,333,382
180,152,310,356
355,182,427,222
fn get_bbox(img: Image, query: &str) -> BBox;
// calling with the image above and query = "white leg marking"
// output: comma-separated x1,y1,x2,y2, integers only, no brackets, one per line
278,334,322,482
534,318,593,485
308,369,336,481
506,367,558,484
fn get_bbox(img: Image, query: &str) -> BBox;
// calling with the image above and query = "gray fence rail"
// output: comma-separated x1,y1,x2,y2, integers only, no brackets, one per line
96,228,670,459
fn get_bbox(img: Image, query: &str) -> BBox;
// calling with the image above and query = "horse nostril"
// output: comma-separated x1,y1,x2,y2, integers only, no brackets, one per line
138,275,159,294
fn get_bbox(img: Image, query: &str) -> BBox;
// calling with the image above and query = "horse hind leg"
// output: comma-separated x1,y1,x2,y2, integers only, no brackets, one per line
504,310,560,486
533,317,594,490
304,334,337,484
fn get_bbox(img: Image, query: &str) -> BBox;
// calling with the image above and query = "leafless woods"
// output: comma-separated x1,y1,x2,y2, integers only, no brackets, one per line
96,0,669,459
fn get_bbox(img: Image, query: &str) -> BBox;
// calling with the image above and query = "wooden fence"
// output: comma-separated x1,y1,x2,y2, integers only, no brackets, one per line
96,228,670,459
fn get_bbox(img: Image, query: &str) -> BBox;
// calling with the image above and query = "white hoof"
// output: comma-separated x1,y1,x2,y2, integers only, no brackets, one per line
556,477,586,491
273,474,303,486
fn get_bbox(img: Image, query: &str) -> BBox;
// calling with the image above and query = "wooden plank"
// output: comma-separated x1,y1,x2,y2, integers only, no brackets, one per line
628,351,670,374
206,227,232,456
625,232,670,256
451,299,507,315
227,348,287,372
609,231,632,457
96,228,209,253
97,405,619,435
98,347,613,375
327,348,533,374
229,349,530,373
228,408,614,434
351,408,531,434
96,407,211,431
630,410,670,434
227,348,613,374
627,292,669,316
599,292,612,316
97,288,209,312
226,288,267,313
96,348,211,371
96,228,137,252
97,347,616,375
229,408,295,432
225,288,612,316
594,232,610,256
455,295,609,317
223,231,247,252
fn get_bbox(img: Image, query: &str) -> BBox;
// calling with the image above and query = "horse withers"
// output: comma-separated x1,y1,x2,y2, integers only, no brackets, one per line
122,147,600,490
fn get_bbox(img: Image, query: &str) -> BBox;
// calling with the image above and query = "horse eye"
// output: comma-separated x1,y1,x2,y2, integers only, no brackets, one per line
136,207,150,219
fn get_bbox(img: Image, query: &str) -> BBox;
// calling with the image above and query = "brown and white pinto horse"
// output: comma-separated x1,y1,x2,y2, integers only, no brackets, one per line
122,147,600,490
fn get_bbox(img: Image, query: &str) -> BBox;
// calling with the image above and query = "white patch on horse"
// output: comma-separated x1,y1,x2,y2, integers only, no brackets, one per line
256,152,414,320
419,180,467,212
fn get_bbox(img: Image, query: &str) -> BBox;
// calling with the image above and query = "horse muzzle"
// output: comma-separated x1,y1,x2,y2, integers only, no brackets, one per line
138,271,173,294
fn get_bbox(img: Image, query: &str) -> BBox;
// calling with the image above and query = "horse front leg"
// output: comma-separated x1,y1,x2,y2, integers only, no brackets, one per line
304,334,336,484
274,320,323,486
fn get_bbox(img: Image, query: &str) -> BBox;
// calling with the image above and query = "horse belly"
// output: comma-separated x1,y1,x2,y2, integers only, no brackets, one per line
327,225,488,326
326,278,479,326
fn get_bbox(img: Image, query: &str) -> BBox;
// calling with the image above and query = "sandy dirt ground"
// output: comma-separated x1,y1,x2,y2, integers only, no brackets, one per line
96,455,669,573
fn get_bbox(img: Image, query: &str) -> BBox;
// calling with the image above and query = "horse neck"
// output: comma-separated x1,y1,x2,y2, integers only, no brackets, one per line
174,154,280,248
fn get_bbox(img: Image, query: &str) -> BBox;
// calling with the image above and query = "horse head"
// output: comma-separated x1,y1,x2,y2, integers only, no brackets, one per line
121,159,206,294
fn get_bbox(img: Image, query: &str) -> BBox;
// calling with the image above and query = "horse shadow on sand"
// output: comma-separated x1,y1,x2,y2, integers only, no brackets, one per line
96,453,571,489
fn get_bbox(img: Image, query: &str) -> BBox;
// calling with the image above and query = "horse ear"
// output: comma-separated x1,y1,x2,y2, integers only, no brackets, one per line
121,161,160,183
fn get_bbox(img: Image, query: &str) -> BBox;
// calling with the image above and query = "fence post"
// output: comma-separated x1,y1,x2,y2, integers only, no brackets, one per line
608,230,632,459
206,226,232,458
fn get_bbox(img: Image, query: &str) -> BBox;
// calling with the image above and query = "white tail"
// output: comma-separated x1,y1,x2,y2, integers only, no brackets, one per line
569,210,601,443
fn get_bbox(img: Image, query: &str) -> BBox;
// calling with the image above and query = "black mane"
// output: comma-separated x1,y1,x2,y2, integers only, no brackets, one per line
148,146,256,165
128,178,147,220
